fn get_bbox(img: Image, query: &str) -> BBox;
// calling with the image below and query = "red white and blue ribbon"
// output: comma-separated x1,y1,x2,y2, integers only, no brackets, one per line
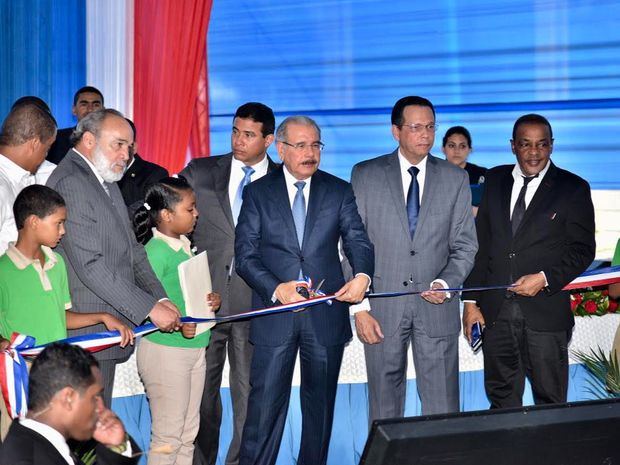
0,334,34,419
2,266,619,418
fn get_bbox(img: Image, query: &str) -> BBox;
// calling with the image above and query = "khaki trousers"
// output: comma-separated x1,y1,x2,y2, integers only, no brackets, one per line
137,339,206,465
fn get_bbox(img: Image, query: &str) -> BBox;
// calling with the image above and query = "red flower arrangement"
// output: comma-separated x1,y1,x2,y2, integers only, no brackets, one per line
570,288,620,317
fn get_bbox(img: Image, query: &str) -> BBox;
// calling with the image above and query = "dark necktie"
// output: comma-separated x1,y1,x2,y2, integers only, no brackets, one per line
406,166,420,239
511,175,537,235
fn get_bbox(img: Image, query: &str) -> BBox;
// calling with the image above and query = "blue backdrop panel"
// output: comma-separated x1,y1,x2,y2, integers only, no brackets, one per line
207,0,620,188
0,0,86,127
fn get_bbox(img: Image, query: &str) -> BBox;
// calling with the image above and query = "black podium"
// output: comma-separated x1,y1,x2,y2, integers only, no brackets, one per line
360,398,620,465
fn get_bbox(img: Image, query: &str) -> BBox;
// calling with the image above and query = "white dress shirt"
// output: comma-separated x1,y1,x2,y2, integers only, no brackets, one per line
228,154,270,210
510,160,550,218
0,154,36,254
398,149,428,204
35,160,57,184
282,165,312,210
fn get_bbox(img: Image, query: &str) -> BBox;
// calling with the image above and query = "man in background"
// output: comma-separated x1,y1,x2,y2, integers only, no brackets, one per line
118,118,168,216
181,102,278,465
47,86,104,164
0,102,57,254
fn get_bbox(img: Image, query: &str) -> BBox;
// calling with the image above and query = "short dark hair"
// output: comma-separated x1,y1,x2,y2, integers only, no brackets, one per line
11,96,53,117
70,108,125,146
512,114,553,140
391,96,436,127
234,102,275,137
0,103,57,147
28,343,98,412
442,126,472,148
13,185,66,230
133,176,193,245
73,86,104,106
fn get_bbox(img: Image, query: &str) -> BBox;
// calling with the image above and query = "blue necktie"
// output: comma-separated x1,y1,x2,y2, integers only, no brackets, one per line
292,181,306,249
406,166,420,239
232,166,255,224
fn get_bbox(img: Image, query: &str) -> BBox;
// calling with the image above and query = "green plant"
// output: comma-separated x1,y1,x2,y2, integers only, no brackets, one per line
572,347,620,399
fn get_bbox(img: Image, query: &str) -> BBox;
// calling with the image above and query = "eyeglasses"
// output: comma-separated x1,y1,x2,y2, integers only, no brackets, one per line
516,141,551,150
281,141,325,151
400,123,438,133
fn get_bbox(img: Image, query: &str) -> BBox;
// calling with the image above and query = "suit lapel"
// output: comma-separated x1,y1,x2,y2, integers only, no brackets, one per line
414,154,439,243
268,167,300,249
214,154,235,232
501,168,514,237
384,151,411,239
303,170,326,250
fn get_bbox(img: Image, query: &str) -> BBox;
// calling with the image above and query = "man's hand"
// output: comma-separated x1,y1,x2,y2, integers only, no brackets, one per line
93,406,126,447
207,292,222,312
335,274,370,303
275,281,307,305
0,337,10,352
149,301,181,332
510,272,547,297
101,315,134,348
354,311,384,344
181,323,197,339
421,281,448,304
463,302,485,343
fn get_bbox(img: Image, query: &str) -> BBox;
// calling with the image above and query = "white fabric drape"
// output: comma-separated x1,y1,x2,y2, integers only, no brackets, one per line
86,0,134,118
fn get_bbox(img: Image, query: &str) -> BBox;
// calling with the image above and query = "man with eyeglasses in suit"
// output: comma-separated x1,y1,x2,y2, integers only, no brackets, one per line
462,114,595,408
235,115,374,465
347,96,477,425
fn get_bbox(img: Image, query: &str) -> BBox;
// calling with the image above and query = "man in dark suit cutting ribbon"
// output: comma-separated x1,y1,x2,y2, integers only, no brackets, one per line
235,115,374,465
463,113,595,408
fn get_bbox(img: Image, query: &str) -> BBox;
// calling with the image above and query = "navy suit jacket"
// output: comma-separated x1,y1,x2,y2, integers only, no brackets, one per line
235,166,374,347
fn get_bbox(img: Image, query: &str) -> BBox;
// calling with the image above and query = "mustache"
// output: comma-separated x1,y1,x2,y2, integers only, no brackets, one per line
300,159,318,166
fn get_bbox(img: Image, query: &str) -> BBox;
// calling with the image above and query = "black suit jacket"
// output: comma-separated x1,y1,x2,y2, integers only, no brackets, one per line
0,421,140,465
118,154,169,217
180,153,279,317
47,127,75,165
463,162,595,331
235,167,374,346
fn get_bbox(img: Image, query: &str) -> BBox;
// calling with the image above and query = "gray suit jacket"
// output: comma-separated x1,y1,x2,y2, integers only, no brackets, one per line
180,153,279,317
47,149,166,361
350,151,477,337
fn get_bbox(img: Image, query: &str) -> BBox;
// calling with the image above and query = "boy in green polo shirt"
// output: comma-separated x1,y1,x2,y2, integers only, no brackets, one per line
0,185,133,349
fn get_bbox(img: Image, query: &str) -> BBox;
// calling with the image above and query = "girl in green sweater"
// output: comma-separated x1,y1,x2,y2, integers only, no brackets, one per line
133,177,220,465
